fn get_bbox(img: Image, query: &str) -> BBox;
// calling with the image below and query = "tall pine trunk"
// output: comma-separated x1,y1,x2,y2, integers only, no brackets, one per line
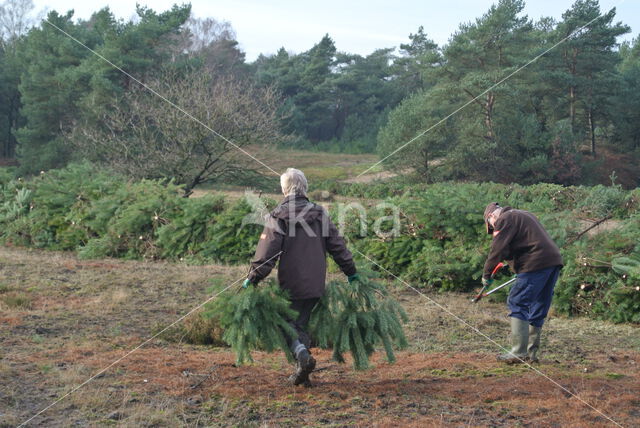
568,48,579,132
588,107,596,156
484,92,495,141
569,86,576,130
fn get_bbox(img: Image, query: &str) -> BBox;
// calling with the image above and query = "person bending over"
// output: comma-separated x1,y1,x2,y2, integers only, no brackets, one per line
483,202,563,364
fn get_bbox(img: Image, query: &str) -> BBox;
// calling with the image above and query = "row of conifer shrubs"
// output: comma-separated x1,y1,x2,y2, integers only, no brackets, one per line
0,163,638,322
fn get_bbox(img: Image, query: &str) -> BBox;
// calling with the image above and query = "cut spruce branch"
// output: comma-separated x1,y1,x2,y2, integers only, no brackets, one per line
206,273,408,370
566,215,613,245
310,272,408,370
580,256,640,280
210,282,297,365
611,257,640,280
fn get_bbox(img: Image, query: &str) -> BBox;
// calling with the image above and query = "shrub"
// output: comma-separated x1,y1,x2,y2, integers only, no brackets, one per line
156,195,226,259
199,197,276,264
577,184,628,218
0,167,15,186
554,215,640,322
1,164,638,323
78,180,184,259
0,163,123,250
180,313,226,346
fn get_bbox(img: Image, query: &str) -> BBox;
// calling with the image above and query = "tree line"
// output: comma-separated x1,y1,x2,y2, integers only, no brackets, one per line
0,0,638,188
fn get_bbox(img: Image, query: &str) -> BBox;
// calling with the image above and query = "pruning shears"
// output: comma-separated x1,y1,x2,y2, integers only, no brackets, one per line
471,262,514,303
471,276,517,303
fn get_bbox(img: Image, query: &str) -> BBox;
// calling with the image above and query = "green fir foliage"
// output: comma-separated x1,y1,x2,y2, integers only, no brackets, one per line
76,179,184,259
310,272,408,370
0,163,274,263
199,197,276,264
155,195,226,259
209,282,298,365
1,164,639,324
555,214,640,323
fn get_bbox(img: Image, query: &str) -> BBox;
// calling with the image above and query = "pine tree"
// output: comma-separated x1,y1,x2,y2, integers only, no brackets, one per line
200,197,276,264
15,11,92,174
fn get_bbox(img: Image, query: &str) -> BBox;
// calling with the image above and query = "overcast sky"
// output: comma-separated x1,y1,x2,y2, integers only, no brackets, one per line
32,0,639,61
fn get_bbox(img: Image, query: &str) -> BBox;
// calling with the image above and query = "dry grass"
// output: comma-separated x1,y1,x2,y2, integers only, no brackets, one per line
191,148,384,199
188,148,391,207
2,246,639,427
0,292,32,310
256,148,380,181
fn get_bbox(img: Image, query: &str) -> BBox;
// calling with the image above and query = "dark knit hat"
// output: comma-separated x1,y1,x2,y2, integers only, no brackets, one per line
484,202,500,234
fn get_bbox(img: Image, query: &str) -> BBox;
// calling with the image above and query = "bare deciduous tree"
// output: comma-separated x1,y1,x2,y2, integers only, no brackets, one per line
0,0,36,43
185,16,235,52
169,16,246,75
71,69,286,196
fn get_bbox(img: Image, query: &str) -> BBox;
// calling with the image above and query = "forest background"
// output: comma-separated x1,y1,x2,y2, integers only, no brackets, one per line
0,0,639,187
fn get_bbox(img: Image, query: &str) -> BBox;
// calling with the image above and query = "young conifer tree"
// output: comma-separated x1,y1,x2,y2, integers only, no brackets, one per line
310,271,408,370
209,271,407,370
212,282,297,365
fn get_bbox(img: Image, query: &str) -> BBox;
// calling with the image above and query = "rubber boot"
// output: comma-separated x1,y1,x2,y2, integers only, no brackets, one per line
497,317,529,364
527,325,542,363
288,339,316,387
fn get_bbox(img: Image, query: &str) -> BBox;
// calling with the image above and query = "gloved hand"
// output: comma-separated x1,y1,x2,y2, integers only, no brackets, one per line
242,279,252,289
348,273,361,284
481,277,494,287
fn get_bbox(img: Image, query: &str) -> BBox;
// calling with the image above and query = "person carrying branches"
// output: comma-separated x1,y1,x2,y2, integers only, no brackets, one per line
242,168,359,386
483,203,563,364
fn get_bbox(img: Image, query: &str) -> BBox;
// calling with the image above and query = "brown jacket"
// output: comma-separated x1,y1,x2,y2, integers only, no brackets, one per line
483,207,562,279
248,195,356,300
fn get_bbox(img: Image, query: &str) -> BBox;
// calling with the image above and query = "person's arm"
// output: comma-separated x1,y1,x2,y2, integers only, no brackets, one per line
247,216,285,284
325,216,357,277
482,217,517,279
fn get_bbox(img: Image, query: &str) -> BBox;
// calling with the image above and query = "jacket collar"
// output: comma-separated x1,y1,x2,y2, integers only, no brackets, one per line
282,194,309,205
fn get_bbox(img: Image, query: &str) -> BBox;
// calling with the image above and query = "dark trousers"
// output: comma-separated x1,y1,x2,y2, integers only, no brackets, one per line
508,265,561,328
285,298,319,349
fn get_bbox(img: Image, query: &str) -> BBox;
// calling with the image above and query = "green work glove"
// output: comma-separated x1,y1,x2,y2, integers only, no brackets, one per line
481,277,494,287
348,273,361,284
242,279,252,289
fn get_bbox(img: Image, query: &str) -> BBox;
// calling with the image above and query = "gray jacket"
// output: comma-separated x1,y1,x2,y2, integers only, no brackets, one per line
248,195,356,300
